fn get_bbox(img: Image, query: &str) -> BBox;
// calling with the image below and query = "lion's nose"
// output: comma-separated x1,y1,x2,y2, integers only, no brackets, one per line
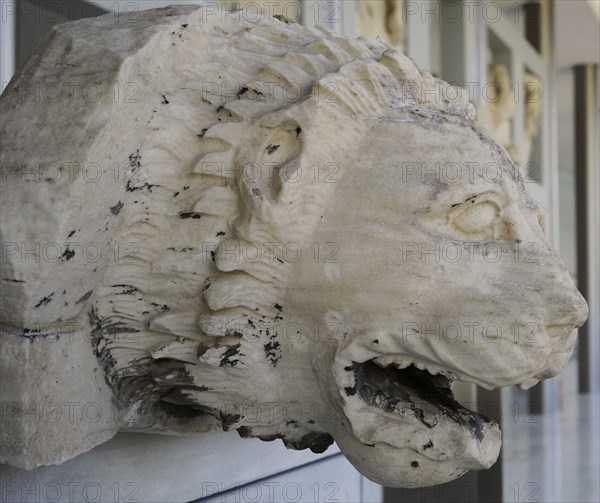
546,283,588,331
572,290,589,327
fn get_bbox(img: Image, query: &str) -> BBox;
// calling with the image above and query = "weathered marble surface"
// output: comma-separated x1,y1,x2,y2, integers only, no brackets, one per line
0,5,587,487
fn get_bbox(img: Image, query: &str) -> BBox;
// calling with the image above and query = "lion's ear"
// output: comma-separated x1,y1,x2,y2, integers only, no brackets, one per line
241,119,303,204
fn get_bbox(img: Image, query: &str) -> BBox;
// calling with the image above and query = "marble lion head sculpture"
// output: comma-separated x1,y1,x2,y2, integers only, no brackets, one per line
0,5,587,487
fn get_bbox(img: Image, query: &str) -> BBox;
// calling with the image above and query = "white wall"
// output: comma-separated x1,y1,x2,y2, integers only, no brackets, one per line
0,0,15,92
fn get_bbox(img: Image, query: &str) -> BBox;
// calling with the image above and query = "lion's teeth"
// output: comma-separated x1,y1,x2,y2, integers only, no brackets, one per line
426,366,442,376
373,355,411,368
373,355,394,367
440,370,456,381
372,356,457,382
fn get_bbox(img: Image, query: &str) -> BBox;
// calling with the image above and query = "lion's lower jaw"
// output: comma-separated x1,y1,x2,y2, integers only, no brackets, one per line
318,360,501,487
330,424,498,488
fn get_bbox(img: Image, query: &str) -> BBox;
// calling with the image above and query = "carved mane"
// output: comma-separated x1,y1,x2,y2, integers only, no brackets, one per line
77,6,476,433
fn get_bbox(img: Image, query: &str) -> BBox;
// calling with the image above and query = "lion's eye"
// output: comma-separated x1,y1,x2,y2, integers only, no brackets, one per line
452,201,499,236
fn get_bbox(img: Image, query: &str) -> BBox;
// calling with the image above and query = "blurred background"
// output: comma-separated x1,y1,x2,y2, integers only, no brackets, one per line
1,1,598,502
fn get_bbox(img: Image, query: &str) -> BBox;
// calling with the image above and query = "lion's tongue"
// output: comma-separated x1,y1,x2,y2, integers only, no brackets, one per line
352,360,500,468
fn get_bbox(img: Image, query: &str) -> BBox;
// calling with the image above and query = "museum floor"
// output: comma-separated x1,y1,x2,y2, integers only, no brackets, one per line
502,362,600,503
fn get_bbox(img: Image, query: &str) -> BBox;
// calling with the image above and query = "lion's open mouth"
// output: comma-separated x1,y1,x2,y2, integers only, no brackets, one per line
330,355,501,478
350,359,491,441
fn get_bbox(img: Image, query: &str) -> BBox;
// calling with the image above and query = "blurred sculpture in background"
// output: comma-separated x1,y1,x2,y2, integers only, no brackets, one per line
478,63,519,160
521,71,543,166
478,64,543,167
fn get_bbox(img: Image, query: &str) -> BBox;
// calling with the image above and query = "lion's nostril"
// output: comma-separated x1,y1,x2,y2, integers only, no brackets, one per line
569,293,590,328
546,285,589,329
545,300,587,341
545,307,586,334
